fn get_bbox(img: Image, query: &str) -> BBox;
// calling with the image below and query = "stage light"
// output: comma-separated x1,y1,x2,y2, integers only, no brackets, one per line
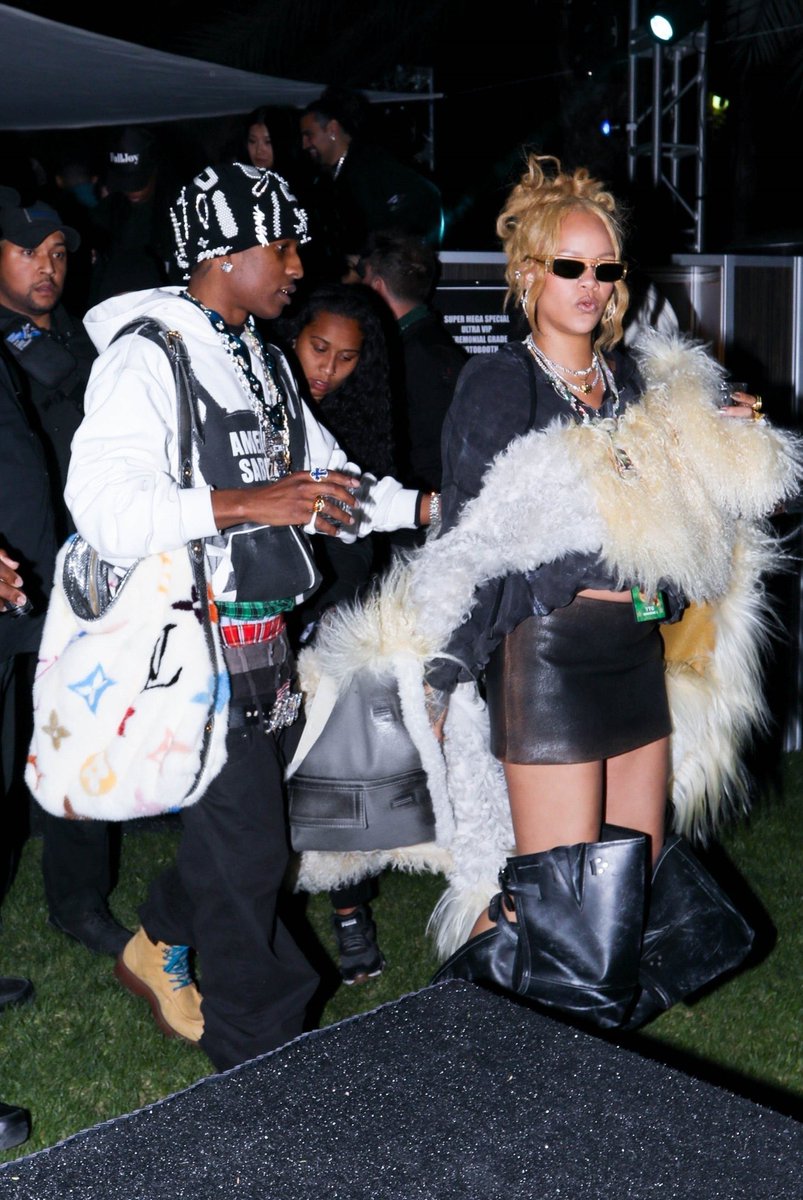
645,2,707,45
601,119,612,136
649,14,674,41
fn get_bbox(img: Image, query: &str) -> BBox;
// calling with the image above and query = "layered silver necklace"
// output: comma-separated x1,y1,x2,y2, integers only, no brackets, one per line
527,339,601,396
525,334,635,476
183,292,290,478
525,334,616,421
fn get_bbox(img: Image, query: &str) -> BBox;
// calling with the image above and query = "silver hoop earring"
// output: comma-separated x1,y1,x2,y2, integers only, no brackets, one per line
220,261,233,274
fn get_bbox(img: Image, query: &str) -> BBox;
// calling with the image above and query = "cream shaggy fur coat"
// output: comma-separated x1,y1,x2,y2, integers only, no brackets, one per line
290,333,803,956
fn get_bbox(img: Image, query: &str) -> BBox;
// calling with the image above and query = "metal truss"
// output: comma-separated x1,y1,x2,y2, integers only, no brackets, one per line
627,3,708,251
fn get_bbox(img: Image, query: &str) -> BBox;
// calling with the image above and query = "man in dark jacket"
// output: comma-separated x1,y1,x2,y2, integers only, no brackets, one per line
359,230,466,493
0,193,130,958
300,87,443,282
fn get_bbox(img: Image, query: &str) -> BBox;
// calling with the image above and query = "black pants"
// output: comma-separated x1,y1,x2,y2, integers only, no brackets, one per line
140,721,318,1072
329,877,377,909
1,654,114,920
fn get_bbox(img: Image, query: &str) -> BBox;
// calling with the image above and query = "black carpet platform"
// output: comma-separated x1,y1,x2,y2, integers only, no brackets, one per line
1,981,799,1199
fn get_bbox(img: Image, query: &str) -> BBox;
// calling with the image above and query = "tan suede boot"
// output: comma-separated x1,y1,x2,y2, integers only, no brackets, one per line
114,927,203,1042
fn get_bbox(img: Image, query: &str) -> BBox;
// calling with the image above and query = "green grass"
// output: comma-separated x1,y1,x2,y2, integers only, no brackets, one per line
1,761,801,1165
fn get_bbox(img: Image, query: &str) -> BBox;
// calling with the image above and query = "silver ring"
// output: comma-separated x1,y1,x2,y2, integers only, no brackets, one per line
309,467,329,482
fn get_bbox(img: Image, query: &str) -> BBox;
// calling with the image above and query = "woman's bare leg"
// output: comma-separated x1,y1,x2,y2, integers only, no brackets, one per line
469,759,604,936
604,736,670,865
506,760,604,854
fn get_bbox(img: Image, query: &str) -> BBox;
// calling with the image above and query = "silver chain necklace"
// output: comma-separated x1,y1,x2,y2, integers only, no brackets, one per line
183,292,290,477
525,335,635,477
526,335,616,419
526,337,602,397
530,341,597,379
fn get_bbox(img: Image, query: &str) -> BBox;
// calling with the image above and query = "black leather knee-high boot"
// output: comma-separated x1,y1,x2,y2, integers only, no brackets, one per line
620,834,755,1030
432,826,649,1029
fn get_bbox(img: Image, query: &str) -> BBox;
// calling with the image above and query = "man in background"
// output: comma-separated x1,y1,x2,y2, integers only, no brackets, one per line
359,230,466,495
89,125,181,303
0,191,130,958
300,87,443,283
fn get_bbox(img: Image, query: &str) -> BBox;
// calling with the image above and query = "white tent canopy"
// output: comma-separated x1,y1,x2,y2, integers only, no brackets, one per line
0,5,419,130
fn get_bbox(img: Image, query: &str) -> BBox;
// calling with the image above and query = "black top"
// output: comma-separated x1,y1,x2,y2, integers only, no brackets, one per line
0,302,95,539
304,142,443,280
398,306,467,492
0,301,96,658
0,354,58,658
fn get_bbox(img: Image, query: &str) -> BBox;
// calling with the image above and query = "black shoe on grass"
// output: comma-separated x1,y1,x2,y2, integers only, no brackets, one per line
332,905,386,985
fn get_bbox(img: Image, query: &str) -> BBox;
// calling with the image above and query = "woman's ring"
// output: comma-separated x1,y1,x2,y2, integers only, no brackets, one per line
313,495,326,514
751,395,762,412
309,467,329,481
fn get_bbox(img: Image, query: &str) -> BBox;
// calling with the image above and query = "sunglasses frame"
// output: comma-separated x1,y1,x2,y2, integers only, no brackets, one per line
530,256,628,283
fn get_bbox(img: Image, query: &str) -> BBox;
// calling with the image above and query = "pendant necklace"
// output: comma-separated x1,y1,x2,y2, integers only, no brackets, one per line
183,291,291,478
524,334,636,477
527,340,600,395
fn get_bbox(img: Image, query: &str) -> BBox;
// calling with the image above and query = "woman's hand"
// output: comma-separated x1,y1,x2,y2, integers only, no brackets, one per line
719,390,764,421
211,470,361,537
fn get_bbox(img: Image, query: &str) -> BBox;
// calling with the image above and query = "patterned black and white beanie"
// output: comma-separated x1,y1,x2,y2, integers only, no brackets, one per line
171,161,309,279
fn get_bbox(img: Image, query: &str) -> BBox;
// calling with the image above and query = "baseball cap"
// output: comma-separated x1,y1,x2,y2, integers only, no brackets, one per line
0,201,80,252
105,126,158,193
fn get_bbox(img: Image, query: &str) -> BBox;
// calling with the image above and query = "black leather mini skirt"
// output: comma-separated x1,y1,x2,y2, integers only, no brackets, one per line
485,595,671,764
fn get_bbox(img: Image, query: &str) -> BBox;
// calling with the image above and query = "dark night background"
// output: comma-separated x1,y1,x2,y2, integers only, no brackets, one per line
2,0,802,268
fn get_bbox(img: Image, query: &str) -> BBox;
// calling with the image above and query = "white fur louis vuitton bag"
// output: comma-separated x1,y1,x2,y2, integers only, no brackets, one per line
26,533,229,822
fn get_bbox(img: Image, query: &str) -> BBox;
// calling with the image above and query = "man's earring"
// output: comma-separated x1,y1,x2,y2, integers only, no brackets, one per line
220,261,233,273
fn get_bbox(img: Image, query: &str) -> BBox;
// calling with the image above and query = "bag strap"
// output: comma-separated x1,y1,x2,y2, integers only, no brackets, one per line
110,317,200,483
110,316,208,573
110,316,225,774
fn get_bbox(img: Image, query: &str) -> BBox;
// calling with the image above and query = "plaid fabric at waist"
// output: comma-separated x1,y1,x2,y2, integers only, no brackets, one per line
219,613,286,647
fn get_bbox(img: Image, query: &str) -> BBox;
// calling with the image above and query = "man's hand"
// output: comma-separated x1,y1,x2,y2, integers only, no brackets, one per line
210,470,361,538
0,548,26,612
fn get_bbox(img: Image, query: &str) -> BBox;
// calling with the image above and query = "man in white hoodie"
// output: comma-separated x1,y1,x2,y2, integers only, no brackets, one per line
66,162,428,1070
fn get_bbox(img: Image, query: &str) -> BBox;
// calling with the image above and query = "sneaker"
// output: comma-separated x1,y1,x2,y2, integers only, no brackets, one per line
0,1101,30,1152
114,927,203,1042
49,909,132,957
332,905,386,985
0,976,33,1012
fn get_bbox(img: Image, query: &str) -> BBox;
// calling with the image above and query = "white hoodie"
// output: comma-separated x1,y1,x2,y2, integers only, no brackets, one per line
66,288,419,572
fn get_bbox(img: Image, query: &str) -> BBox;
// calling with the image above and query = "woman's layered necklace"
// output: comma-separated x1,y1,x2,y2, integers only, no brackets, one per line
183,291,291,478
524,333,636,477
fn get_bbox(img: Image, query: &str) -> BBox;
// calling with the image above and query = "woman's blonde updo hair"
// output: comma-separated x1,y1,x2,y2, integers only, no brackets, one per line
497,154,629,352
